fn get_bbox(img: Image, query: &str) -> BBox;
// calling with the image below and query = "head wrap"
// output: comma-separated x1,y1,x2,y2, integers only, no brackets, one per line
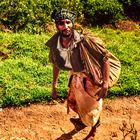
51,9,76,23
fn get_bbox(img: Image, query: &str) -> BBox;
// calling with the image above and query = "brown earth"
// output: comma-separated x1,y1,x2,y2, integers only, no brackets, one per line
103,20,139,31
0,96,140,140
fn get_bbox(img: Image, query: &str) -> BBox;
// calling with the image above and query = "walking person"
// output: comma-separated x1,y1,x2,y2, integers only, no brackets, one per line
46,8,121,139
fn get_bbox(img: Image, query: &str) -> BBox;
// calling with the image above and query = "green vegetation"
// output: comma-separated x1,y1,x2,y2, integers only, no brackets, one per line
0,32,69,107
81,0,124,25
0,27,140,107
1,0,140,33
0,0,82,33
91,28,140,97
118,0,140,20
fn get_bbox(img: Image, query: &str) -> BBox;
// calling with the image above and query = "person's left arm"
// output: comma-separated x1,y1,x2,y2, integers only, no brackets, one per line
98,57,110,99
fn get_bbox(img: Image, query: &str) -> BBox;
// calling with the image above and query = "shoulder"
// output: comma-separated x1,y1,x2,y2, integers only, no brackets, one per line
45,32,59,48
79,32,109,56
82,32,105,46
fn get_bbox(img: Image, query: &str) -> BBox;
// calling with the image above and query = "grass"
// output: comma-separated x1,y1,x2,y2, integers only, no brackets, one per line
0,28,140,107
94,28,140,96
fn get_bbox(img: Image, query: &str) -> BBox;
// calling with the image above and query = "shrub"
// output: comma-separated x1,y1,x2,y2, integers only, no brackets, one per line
0,0,82,33
118,0,140,21
80,0,124,26
0,0,52,33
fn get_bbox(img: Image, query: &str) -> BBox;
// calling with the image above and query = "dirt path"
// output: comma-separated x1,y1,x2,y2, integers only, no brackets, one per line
0,96,140,140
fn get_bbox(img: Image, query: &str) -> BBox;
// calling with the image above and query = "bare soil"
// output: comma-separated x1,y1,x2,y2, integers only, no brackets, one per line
0,96,140,140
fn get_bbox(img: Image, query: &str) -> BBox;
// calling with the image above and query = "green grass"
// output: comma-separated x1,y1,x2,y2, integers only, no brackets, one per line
90,28,140,96
0,28,140,107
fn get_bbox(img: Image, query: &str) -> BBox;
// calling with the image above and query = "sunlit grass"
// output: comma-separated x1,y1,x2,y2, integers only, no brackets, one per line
0,28,140,107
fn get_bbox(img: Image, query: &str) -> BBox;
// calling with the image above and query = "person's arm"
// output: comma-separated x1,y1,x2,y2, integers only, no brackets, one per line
98,58,110,99
52,64,60,99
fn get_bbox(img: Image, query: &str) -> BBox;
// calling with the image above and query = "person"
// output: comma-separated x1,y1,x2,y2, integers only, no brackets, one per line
46,8,121,140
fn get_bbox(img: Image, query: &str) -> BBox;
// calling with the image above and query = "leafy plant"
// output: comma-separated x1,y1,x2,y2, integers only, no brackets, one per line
80,0,125,26
0,0,82,33
118,0,140,21
0,0,52,33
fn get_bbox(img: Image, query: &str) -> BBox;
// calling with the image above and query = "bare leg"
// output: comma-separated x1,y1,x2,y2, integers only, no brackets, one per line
83,118,100,140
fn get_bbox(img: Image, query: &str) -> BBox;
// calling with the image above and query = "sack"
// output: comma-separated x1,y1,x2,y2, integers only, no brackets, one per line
80,34,121,87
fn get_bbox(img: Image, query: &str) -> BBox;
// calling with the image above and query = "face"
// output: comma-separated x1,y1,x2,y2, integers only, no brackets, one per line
56,19,73,38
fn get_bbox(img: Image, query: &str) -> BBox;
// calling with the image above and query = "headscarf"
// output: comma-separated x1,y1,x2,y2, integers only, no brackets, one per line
51,8,76,23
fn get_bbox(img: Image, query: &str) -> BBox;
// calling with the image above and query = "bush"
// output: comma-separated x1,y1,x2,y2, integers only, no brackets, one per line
81,0,124,26
0,0,139,33
0,0,82,33
0,0,52,33
118,0,140,21
0,32,69,107
94,28,140,97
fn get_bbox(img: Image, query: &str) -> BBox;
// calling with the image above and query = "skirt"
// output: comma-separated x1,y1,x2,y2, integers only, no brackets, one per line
67,71,103,127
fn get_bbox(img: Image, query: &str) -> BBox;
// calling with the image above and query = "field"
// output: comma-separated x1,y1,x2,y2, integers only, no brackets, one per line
0,26,140,107
0,24,140,139
0,96,140,140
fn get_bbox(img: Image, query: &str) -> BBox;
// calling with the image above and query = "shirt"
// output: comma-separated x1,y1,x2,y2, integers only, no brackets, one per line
46,30,84,72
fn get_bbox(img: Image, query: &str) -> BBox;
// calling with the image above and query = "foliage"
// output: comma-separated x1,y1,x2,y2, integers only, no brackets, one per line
50,0,82,13
0,28,140,107
0,0,82,33
0,0,53,33
80,0,125,26
118,0,140,20
0,0,140,33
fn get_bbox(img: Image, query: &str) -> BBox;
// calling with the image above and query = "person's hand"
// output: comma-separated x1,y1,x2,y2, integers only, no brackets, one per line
97,83,108,100
52,87,57,100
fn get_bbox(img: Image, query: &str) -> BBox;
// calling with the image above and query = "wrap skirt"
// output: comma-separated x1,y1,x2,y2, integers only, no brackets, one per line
67,71,103,126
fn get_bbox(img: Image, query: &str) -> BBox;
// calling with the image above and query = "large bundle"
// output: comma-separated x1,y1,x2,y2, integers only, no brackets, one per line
80,34,121,88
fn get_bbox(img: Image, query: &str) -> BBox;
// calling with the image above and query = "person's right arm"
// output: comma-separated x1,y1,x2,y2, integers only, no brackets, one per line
52,64,60,99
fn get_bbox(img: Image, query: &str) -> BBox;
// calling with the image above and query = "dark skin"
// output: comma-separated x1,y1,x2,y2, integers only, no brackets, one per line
52,64,60,99
51,18,110,139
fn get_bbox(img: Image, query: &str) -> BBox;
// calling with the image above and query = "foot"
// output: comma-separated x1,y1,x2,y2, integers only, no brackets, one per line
83,118,100,140
52,93,57,100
